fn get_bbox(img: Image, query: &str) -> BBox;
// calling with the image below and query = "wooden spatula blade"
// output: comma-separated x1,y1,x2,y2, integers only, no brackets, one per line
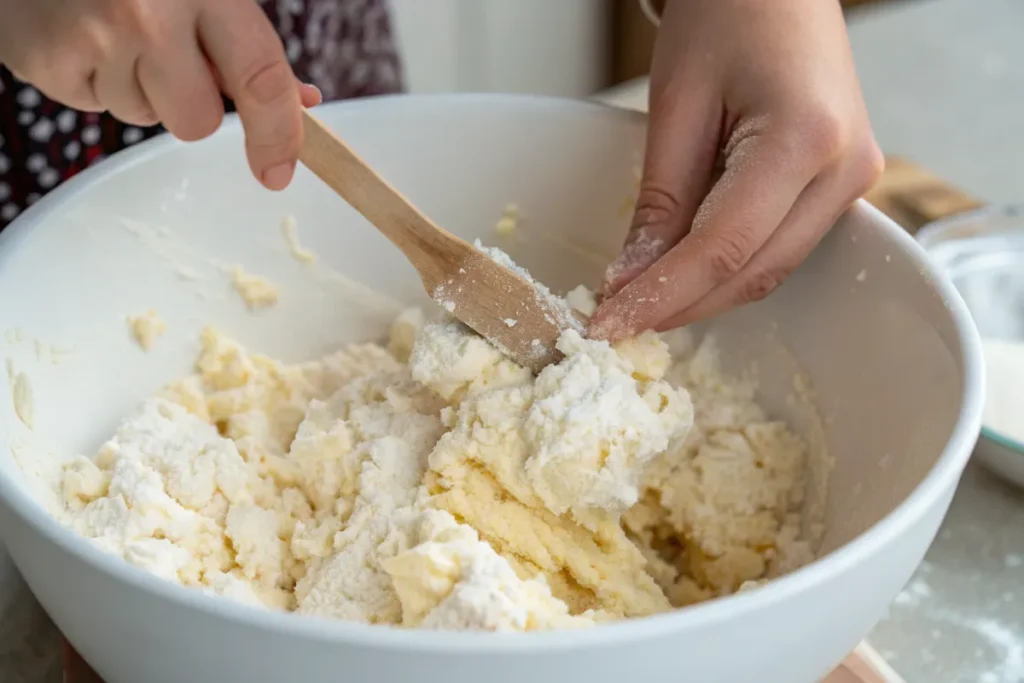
432,248,586,372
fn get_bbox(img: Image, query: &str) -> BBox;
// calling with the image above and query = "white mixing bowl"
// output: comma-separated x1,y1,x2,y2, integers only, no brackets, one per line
0,95,983,683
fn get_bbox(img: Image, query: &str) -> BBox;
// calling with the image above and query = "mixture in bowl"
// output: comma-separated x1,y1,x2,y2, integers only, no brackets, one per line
55,284,814,631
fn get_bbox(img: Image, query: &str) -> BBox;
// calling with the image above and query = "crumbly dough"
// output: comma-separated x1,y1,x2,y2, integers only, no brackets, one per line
231,267,279,310
57,288,812,631
282,216,317,265
127,309,167,350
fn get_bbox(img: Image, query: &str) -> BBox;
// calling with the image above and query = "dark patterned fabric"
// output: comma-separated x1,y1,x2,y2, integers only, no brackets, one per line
0,0,403,229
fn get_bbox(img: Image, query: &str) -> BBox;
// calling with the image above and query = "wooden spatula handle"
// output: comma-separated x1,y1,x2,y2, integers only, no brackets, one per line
863,156,983,233
298,110,461,284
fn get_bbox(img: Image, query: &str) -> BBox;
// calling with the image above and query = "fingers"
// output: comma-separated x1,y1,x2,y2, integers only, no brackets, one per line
602,92,721,298
591,129,819,342
209,60,321,109
209,60,321,108
298,82,323,108
655,144,884,330
197,0,303,190
138,32,224,142
93,57,159,127
653,177,839,331
0,9,105,113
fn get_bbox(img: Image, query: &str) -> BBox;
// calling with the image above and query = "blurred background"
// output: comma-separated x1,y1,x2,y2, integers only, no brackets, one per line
391,0,1023,203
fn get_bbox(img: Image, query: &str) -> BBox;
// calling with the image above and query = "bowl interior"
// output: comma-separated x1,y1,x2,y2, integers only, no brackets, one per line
0,96,970,589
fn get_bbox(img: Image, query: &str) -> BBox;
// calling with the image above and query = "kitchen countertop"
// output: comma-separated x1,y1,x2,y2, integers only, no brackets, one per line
2,2,1023,681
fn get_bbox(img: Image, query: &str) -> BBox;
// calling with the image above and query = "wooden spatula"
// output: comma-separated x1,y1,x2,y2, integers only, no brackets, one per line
298,110,583,372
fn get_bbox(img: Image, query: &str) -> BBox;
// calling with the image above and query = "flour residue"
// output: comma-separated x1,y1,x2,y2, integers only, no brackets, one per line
603,227,666,292
282,216,317,264
117,216,402,319
8,362,34,430
231,267,279,311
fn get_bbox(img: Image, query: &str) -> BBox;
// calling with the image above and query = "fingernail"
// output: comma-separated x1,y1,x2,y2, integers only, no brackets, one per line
262,161,295,191
302,82,323,106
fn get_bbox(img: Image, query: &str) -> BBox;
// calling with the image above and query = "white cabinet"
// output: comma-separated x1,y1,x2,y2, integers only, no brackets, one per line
390,0,612,96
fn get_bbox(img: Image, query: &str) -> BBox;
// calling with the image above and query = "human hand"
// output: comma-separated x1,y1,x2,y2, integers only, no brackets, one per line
590,0,883,341
0,0,322,190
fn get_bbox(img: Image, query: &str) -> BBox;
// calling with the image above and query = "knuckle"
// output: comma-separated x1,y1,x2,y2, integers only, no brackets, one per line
78,17,117,64
177,105,224,142
240,58,294,106
707,232,752,283
129,108,160,126
36,51,99,108
739,268,788,305
633,184,682,228
789,106,848,163
248,121,302,157
115,0,160,40
846,138,886,198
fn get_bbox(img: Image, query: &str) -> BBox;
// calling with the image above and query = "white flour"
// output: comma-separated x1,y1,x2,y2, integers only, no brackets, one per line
889,562,1024,683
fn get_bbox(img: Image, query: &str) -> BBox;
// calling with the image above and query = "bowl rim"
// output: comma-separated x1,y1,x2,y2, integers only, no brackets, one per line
0,93,986,653
917,205,1024,457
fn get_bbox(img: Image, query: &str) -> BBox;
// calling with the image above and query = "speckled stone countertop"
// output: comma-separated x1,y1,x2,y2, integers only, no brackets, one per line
2,2,1023,682
0,550,61,683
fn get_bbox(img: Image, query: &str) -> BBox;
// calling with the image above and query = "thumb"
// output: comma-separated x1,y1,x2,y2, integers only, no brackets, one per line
602,94,720,298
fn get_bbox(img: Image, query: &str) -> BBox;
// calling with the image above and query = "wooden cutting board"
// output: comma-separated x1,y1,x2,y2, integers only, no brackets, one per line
59,156,978,683
863,156,982,233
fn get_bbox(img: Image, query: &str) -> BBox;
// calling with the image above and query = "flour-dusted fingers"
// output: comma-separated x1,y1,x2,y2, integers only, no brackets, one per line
601,3,722,299
601,99,721,298
591,126,820,342
655,149,882,330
